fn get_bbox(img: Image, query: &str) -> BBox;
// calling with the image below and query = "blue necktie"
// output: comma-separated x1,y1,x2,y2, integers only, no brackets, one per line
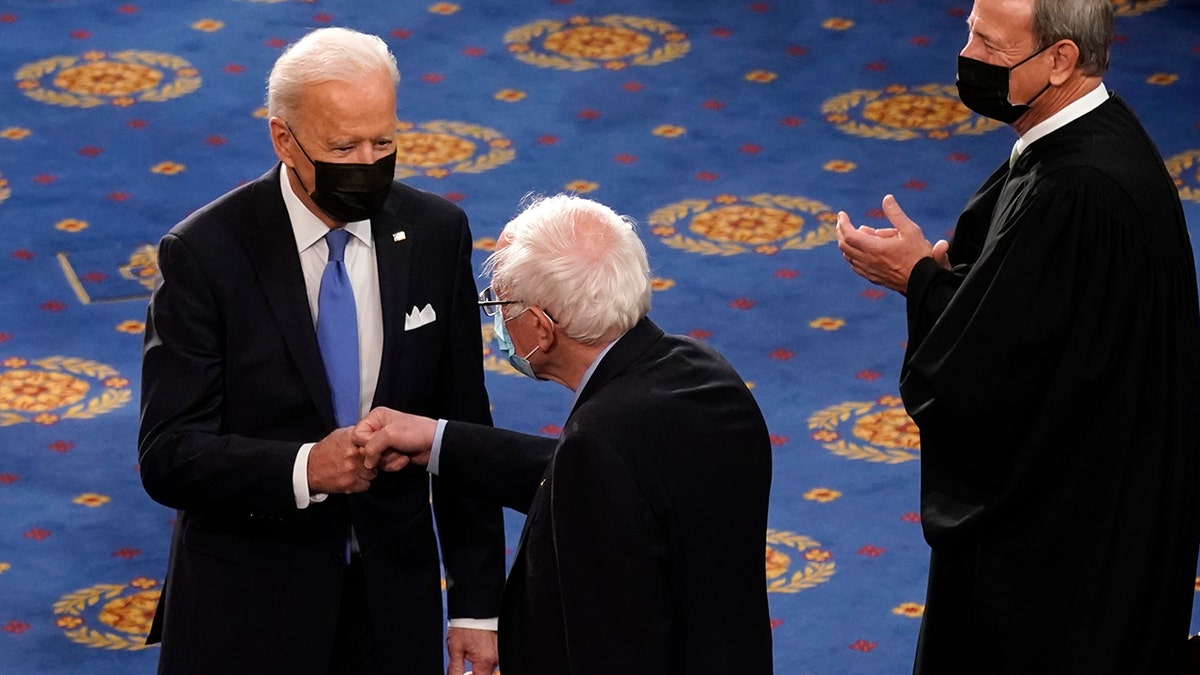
316,228,359,427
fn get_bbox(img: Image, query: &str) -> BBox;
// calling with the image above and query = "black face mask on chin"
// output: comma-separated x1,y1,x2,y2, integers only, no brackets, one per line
956,45,1052,124
286,124,396,223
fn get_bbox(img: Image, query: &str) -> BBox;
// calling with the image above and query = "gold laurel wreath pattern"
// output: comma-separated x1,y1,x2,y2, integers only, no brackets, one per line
54,583,155,651
1165,149,1200,204
16,51,201,108
808,401,920,464
824,439,918,464
765,529,836,593
1112,0,1169,16
823,84,1003,141
0,173,9,204
504,15,689,71
0,357,131,426
649,194,836,256
393,121,515,179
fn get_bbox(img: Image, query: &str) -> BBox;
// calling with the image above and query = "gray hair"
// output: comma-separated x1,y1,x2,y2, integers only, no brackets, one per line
266,27,400,120
1031,0,1112,76
484,195,652,345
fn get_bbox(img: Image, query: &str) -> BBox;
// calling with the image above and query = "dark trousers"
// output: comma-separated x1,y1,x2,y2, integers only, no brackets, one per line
328,555,384,675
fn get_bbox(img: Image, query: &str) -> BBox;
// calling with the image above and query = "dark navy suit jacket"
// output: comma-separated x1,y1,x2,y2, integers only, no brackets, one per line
440,318,774,674
139,166,504,673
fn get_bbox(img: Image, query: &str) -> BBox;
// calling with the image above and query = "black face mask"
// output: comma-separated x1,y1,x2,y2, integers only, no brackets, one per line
956,46,1052,124
287,125,396,223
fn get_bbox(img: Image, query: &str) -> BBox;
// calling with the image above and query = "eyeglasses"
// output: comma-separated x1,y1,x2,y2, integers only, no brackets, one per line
477,285,521,317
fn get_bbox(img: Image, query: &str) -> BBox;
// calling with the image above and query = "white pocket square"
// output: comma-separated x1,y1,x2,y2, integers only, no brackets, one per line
404,303,437,331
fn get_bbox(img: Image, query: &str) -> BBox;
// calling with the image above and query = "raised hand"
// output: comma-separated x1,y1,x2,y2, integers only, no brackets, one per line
836,194,947,293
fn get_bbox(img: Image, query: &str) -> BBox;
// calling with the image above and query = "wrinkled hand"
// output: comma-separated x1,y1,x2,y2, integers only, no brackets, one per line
307,427,376,494
836,194,949,294
446,627,497,675
352,407,438,471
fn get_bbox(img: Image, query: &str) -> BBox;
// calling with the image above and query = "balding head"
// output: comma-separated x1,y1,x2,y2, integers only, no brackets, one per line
485,195,652,345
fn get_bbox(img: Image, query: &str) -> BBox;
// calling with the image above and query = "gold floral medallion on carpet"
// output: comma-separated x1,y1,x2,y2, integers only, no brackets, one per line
0,357,130,426
16,50,201,108
54,579,160,651
393,120,515,179
824,84,1003,141
505,15,689,71
809,396,920,464
765,529,836,594
1166,149,1200,203
649,194,837,256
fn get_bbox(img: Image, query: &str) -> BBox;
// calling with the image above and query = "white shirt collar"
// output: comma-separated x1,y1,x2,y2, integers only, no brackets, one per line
279,163,373,252
570,335,622,409
1015,82,1109,156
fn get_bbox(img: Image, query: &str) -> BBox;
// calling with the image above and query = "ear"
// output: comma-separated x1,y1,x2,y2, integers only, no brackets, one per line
533,308,558,352
1047,39,1080,86
268,117,295,167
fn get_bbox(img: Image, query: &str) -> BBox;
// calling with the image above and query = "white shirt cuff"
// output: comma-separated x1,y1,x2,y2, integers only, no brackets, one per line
293,442,328,509
448,617,498,632
428,418,448,475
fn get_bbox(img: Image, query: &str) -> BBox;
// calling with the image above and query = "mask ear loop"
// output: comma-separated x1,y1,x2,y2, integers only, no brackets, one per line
1007,43,1054,107
283,123,317,194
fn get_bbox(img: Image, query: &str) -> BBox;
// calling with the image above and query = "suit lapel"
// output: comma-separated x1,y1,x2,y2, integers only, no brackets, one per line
370,196,413,407
242,167,337,430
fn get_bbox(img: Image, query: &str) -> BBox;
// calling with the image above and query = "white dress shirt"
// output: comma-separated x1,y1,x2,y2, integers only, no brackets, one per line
280,167,498,631
279,166,383,509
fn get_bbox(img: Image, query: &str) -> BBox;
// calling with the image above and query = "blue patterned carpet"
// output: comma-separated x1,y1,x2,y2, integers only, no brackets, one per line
1,0,1199,672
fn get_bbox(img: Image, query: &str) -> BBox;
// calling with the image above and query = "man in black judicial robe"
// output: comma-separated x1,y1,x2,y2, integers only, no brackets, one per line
836,0,1200,672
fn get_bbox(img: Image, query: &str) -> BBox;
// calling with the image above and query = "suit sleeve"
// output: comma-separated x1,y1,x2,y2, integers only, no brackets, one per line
552,432,671,674
138,232,298,514
429,216,508,620
440,421,558,514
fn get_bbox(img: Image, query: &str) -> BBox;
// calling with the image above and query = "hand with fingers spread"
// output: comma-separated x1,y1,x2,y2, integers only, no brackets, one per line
836,194,950,294
352,407,438,472
307,427,376,495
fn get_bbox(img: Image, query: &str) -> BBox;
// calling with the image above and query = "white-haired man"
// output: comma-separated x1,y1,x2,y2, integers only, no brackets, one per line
139,27,504,673
354,195,775,674
836,0,1200,671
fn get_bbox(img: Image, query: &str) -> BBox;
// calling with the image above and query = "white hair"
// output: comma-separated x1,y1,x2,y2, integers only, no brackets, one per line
484,195,652,345
266,27,400,120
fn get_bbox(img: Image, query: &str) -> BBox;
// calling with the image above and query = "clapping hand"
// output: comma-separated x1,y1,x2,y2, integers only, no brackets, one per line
836,194,949,294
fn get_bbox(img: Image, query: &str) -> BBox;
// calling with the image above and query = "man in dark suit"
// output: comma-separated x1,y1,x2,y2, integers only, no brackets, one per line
138,27,504,674
353,194,775,674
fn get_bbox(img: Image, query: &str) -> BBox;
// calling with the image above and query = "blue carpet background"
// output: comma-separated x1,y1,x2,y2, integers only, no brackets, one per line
1,0,1199,672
